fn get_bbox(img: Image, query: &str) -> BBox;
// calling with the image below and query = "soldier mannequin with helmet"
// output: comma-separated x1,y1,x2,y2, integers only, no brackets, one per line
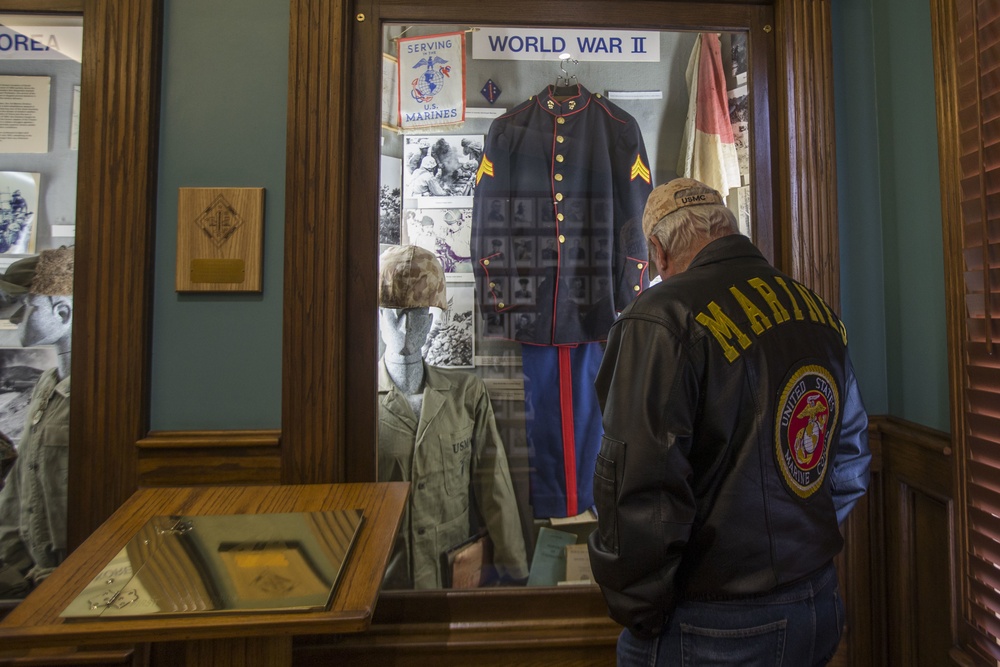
376,245,527,590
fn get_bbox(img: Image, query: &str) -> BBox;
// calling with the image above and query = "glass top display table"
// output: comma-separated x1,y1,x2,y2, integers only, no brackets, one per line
0,482,409,667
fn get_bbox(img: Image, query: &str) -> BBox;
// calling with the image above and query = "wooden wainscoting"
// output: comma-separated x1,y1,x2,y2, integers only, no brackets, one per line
136,430,281,486
130,418,953,666
870,416,956,666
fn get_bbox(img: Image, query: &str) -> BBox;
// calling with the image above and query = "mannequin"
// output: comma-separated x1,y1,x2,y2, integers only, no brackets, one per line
0,247,74,598
377,245,528,589
379,306,432,419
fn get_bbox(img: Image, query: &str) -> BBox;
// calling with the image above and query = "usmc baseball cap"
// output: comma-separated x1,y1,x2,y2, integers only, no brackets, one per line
642,178,725,238
378,245,447,310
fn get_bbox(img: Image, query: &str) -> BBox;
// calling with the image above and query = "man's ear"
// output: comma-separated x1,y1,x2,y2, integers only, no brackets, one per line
648,235,669,277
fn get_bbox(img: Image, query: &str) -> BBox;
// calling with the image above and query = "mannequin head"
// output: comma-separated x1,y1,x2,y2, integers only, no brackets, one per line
0,247,74,353
19,294,72,350
379,307,433,360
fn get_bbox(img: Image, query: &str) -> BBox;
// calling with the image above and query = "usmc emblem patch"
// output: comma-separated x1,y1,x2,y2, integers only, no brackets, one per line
774,363,840,499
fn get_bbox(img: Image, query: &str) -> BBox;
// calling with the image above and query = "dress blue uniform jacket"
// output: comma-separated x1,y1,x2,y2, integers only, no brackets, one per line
472,84,652,345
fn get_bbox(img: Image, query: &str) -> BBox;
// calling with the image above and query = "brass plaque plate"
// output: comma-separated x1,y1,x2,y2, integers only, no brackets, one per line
60,510,364,620
190,258,245,284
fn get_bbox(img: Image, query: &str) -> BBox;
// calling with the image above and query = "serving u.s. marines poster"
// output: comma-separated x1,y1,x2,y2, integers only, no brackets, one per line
397,31,466,130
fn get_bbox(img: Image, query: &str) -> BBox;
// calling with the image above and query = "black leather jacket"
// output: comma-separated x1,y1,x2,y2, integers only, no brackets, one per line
588,234,871,638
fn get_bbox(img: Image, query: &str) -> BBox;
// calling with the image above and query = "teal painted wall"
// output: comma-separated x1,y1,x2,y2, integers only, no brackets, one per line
831,0,889,417
150,0,288,429
872,0,949,431
832,0,950,432
149,0,950,434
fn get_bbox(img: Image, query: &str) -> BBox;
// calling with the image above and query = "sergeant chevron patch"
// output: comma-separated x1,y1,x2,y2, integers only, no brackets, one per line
477,155,495,184
630,154,651,184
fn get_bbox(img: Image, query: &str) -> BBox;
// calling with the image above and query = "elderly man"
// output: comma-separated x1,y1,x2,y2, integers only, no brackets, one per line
0,247,74,598
587,179,871,666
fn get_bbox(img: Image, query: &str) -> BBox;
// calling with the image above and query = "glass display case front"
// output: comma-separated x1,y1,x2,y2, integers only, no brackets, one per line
374,22,755,592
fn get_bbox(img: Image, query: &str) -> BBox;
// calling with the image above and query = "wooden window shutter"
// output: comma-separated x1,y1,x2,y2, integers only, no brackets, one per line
957,0,1000,661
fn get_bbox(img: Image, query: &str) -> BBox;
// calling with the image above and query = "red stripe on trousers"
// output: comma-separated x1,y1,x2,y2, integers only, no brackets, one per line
558,346,578,516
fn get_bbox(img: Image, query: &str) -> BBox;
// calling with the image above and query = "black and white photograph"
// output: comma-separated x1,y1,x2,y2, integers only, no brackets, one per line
563,199,587,227
423,276,474,368
483,311,507,338
593,275,611,301
0,346,57,447
728,86,750,179
483,198,508,228
513,311,536,340
0,172,39,255
403,134,482,200
379,156,403,244
513,276,535,305
593,237,611,261
565,237,589,265
539,236,559,266
485,237,508,265
486,277,509,309
591,199,611,225
568,276,589,304
731,32,748,86
403,206,473,273
538,198,556,228
512,198,534,227
512,237,536,266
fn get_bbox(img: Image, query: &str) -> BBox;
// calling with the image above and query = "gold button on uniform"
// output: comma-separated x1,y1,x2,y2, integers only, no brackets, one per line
558,235,566,243
555,193,563,201
637,262,644,269
557,117,566,125
556,155,564,163
555,174,563,181
490,282,496,288
633,285,640,292
557,136,565,143
498,302,505,308
483,259,490,266
557,213,564,221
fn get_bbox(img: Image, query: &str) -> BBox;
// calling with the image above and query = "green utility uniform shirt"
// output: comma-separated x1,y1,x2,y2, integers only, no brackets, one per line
378,360,528,589
0,368,70,592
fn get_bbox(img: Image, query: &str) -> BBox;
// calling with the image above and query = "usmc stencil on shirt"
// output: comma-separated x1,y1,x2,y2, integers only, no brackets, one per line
774,363,840,499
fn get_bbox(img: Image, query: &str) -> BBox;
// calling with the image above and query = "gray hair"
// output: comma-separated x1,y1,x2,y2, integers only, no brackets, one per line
648,203,739,259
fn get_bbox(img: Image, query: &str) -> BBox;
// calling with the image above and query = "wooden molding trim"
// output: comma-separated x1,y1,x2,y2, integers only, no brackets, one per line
281,0,353,485
870,415,952,456
136,430,281,487
137,430,281,449
1,0,81,9
67,0,163,550
928,0,977,659
773,0,840,311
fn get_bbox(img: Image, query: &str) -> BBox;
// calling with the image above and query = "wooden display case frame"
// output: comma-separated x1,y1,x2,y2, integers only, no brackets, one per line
20,0,854,663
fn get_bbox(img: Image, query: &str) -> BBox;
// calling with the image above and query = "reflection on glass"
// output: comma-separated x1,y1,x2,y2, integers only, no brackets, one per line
377,23,753,591
60,511,364,619
0,14,82,601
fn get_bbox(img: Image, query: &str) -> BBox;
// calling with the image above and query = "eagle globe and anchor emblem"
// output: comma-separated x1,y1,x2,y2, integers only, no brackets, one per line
775,364,840,499
411,54,452,104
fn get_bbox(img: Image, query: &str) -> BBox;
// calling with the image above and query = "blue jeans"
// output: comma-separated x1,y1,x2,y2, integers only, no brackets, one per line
617,563,843,667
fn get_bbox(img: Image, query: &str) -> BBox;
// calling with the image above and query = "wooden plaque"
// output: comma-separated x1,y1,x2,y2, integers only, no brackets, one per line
176,187,264,292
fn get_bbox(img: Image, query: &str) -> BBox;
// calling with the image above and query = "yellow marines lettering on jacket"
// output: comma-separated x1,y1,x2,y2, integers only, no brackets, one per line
694,275,848,362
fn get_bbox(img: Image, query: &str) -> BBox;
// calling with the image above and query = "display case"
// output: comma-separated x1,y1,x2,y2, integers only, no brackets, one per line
48,0,852,664
281,0,847,664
